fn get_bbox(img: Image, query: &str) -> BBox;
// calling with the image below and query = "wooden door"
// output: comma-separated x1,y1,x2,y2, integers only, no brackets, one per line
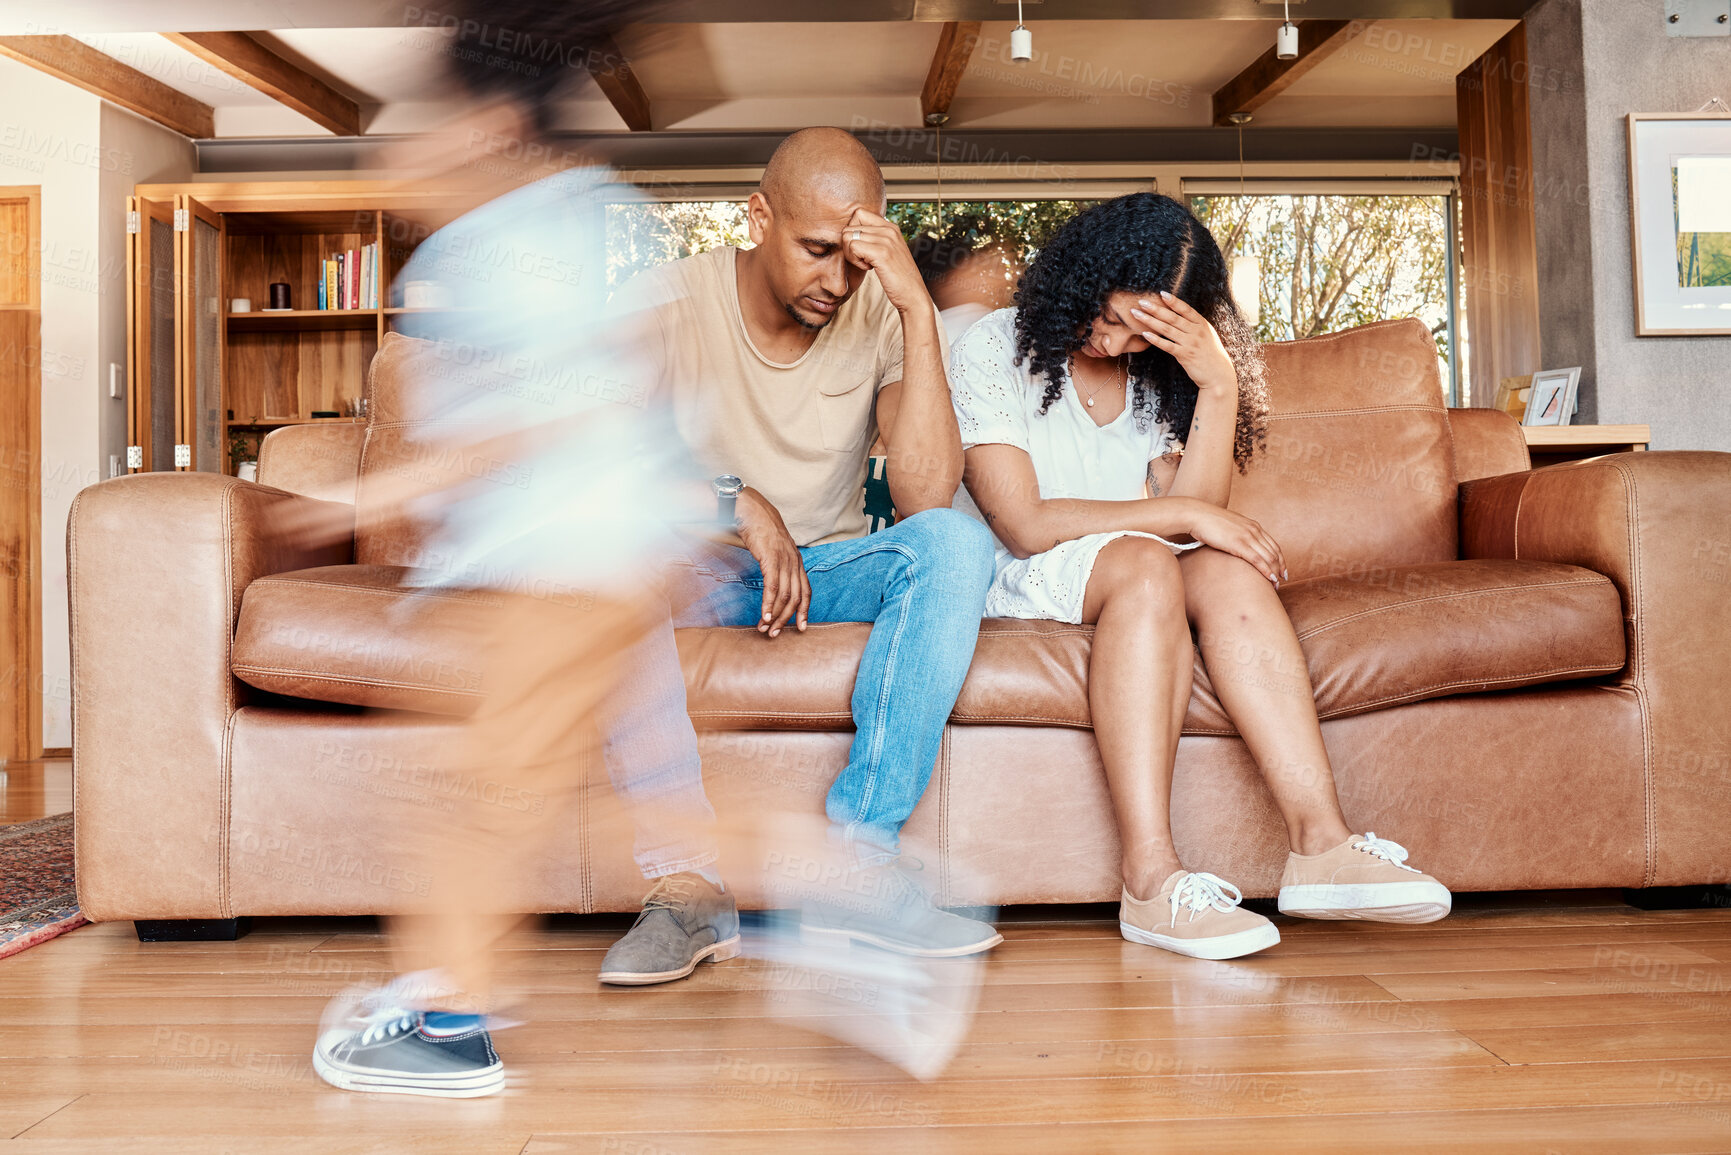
175,195,226,473
0,186,41,759
126,195,175,472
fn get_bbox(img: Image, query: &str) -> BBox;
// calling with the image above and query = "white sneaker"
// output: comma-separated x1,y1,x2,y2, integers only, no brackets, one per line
1278,833,1452,923
1120,871,1281,960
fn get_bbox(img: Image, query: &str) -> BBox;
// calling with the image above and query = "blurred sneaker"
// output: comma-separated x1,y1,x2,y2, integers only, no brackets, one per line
1120,870,1281,960
314,1004,503,1098
1278,832,1452,923
800,860,1002,958
598,872,742,985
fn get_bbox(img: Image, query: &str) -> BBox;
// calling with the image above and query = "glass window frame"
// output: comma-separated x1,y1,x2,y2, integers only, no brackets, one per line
601,174,1465,406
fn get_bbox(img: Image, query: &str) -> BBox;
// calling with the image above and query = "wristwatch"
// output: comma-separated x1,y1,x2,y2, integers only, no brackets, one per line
712,474,744,525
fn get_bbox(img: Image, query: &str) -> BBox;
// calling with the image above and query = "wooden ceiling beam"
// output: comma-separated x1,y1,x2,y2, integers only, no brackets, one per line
1210,20,1362,127
163,31,360,137
920,20,982,124
0,35,214,139
585,36,652,133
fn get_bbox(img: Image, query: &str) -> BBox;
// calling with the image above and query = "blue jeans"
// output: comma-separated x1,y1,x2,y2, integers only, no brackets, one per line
603,508,995,874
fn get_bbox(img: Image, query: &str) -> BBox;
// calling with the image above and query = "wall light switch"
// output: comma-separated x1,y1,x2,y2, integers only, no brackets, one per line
108,454,121,479
108,362,123,399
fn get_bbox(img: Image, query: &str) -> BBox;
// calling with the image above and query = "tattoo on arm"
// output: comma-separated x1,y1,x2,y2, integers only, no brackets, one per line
1145,462,1162,497
984,511,997,526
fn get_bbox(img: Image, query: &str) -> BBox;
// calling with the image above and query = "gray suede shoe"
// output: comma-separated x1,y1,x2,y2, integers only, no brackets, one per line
598,873,742,986
800,861,1003,958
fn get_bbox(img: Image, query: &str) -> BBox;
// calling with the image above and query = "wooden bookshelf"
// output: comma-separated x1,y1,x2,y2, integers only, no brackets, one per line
126,180,469,475
227,309,380,332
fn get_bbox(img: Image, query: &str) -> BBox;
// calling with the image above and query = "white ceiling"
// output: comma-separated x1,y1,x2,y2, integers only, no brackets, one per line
41,16,1516,139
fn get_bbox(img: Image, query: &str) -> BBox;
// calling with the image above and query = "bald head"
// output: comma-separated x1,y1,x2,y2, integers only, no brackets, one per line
760,127,885,214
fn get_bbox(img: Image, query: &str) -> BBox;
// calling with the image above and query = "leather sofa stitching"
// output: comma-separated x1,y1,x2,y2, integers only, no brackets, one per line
1266,404,1444,421
220,485,239,919
938,727,952,902
246,579,496,605
232,665,478,699
1294,577,1614,640
65,489,86,900
1610,460,1654,888
949,712,1090,726
1313,662,1628,719
688,710,853,721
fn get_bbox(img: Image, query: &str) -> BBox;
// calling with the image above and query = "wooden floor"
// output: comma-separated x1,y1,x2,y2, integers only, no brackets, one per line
6,761,1731,1152
0,759,72,826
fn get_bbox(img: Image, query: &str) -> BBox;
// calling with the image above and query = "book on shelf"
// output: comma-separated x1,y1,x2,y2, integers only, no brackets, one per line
316,243,380,310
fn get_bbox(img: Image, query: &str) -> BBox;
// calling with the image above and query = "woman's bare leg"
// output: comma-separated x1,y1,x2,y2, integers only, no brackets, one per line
1081,536,1196,901
1178,546,1353,855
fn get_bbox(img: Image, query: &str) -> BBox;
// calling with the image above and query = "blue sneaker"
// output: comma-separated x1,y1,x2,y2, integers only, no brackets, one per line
314,1004,504,1098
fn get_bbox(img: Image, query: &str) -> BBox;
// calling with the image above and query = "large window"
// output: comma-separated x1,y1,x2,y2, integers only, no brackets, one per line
603,190,1460,402
885,199,1098,266
605,200,751,288
1191,193,1456,398
604,197,1097,287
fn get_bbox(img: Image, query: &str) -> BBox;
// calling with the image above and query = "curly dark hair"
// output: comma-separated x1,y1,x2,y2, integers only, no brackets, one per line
1013,192,1269,470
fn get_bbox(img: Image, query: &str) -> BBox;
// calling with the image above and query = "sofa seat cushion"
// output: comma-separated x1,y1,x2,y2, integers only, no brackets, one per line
678,558,1626,733
233,565,500,715
233,559,1626,733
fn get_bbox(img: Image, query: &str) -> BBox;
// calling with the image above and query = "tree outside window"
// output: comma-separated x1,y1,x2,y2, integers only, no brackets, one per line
603,194,1458,395
1191,194,1453,387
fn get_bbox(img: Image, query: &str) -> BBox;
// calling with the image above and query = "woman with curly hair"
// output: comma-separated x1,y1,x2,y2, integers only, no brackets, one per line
950,192,1449,960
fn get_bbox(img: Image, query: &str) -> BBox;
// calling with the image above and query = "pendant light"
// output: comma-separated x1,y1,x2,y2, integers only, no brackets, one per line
1276,0,1299,59
1011,0,1033,61
1227,112,1261,328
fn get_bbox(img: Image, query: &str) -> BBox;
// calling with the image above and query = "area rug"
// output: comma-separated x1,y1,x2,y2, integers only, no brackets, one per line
0,812,86,960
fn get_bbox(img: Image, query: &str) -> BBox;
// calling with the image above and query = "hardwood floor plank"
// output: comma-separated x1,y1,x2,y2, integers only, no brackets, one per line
1368,959,1731,1002
0,1098,77,1142
39,939,1704,996
25,1057,1731,1137
0,1026,1503,1099
0,759,71,825
11,900,1731,1147
516,1103,1731,1154
0,1138,528,1154
1466,1020,1731,1064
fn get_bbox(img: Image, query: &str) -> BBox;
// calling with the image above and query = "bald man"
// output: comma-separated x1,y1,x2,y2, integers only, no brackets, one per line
595,128,1001,984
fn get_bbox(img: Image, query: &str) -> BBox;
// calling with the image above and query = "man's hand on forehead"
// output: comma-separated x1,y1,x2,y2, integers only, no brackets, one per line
840,207,927,315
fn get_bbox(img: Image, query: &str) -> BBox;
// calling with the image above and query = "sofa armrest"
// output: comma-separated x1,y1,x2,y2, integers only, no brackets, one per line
68,473,355,921
1460,451,1731,886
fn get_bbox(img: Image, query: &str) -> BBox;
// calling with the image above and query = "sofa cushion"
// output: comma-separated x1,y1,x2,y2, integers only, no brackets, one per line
232,565,501,715
234,559,1626,733
680,558,1625,732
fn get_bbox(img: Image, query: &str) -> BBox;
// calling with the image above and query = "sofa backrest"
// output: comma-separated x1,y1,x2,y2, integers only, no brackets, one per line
353,331,463,569
1229,317,1459,582
256,422,365,503
352,319,1463,579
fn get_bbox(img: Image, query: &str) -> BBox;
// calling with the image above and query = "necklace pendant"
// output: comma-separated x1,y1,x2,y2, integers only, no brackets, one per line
1086,397,1095,407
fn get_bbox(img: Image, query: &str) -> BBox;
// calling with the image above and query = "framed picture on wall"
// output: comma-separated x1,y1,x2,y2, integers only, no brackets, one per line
1628,112,1731,336
1522,367,1581,427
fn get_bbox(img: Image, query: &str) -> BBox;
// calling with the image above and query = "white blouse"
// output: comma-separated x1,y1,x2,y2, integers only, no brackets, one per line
949,306,1196,623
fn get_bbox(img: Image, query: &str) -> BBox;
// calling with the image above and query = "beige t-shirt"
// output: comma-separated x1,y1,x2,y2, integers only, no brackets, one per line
612,245,914,547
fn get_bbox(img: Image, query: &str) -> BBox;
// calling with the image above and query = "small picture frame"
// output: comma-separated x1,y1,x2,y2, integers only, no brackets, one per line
1493,374,1532,421
1521,367,1582,427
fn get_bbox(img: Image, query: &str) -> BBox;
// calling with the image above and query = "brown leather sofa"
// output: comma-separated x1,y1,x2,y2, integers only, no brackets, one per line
69,317,1731,929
